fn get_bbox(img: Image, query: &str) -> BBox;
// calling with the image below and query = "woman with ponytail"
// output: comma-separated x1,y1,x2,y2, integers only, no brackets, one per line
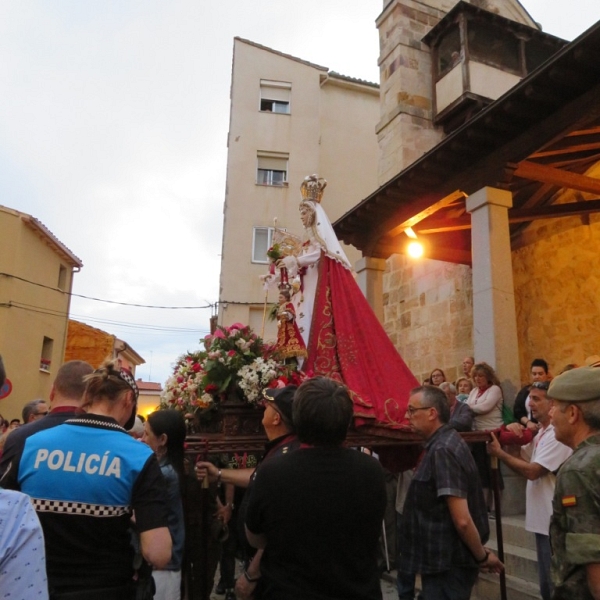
14,358,171,600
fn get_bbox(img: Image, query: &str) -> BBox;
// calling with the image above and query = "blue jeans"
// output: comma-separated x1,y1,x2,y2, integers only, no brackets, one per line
535,533,553,600
420,567,479,600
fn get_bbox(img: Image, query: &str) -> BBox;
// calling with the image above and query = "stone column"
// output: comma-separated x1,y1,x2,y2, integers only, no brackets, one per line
466,186,520,393
355,256,386,324
467,186,523,515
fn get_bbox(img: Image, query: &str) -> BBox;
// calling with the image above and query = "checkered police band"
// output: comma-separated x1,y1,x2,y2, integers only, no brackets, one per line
117,368,139,400
33,498,130,517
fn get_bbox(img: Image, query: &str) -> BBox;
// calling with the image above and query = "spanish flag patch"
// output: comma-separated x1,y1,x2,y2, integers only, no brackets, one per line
562,495,577,507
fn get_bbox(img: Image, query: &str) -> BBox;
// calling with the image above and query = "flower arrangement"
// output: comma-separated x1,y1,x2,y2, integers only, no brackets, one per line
161,323,307,414
159,351,213,415
200,323,265,394
266,243,282,262
238,358,282,403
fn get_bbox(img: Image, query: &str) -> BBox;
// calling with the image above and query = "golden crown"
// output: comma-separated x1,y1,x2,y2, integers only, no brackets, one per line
300,174,327,203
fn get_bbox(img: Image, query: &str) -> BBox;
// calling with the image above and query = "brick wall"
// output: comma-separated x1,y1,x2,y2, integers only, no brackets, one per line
65,320,115,368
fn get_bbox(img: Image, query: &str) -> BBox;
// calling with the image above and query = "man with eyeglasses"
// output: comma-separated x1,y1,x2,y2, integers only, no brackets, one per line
398,385,503,600
22,399,49,423
546,367,600,600
487,380,571,600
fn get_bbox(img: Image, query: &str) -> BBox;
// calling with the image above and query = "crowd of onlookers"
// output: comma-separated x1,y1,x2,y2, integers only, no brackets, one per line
414,354,600,600
2,351,600,600
0,354,390,600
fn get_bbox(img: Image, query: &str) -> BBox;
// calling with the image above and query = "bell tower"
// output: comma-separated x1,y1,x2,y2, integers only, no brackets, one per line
375,0,538,184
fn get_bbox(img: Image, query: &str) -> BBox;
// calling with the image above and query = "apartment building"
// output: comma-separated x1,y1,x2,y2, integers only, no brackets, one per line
218,38,380,340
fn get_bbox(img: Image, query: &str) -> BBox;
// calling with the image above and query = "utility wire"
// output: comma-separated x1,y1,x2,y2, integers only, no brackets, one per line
0,272,215,310
4,302,208,335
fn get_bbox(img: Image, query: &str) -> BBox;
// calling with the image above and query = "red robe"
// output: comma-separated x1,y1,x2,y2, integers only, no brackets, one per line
275,302,307,360
304,254,418,428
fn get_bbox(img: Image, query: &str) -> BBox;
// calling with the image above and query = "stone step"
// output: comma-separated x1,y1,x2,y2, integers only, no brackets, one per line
486,538,539,584
488,514,536,552
472,572,542,600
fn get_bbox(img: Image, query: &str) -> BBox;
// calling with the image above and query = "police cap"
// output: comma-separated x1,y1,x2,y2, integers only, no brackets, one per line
263,385,297,427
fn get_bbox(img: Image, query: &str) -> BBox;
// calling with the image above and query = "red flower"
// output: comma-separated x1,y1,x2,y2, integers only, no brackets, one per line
227,350,236,357
191,363,201,372
177,376,184,384
205,383,218,393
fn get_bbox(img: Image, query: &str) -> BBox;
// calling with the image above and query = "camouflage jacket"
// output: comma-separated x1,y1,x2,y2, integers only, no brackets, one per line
550,433,600,599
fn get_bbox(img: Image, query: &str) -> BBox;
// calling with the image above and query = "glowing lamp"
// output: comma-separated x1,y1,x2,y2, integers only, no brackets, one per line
407,241,424,259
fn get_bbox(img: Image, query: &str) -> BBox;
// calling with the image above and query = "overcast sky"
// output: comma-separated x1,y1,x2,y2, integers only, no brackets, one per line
1,1,597,386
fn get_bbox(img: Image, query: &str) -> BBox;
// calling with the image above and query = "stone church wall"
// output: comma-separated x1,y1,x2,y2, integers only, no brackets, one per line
384,207,600,389
513,212,600,382
383,254,473,383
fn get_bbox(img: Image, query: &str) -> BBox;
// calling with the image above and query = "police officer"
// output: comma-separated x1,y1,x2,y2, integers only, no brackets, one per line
548,366,600,599
15,359,171,600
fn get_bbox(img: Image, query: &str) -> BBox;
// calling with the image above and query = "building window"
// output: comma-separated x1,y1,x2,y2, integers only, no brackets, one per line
40,336,53,372
259,80,291,114
467,20,520,74
252,227,274,263
257,152,288,186
436,27,461,78
58,265,67,290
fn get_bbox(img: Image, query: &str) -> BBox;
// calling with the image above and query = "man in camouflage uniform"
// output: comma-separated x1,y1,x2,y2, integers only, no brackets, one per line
548,366,600,599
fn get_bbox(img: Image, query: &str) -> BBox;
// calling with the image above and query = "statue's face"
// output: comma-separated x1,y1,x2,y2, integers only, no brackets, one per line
300,204,315,228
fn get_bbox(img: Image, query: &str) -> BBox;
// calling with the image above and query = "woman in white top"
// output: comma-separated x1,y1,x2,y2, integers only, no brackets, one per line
467,362,504,430
467,362,504,509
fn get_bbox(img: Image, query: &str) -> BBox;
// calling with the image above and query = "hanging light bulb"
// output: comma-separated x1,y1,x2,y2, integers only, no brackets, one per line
407,240,424,259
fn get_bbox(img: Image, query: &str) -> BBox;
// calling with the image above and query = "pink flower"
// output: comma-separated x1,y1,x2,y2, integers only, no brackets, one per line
213,329,226,339
177,376,184,384
229,322,245,331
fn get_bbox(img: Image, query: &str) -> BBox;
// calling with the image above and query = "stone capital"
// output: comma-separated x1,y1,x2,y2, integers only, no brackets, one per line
466,186,513,213
355,256,387,274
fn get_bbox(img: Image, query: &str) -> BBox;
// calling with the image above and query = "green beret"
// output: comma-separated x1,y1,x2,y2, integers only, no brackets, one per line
548,366,600,402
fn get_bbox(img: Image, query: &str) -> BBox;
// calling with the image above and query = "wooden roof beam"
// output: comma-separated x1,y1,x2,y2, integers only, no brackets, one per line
566,125,600,137
520,182,555,209
513,160,600,194
377,241,472,265
385,190,467,238
530,152,600,168
415,199,600,234
530,141,600,158
510,199,600,222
